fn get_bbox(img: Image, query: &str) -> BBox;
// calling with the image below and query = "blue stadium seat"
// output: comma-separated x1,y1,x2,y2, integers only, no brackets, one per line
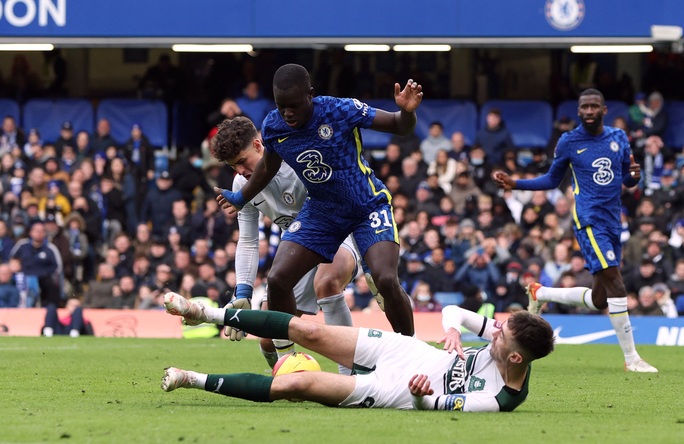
480,100,553,148
235,97,274,129
22,99,94,144
416,99,478,146
556,99,629,127
433,292,464,307
0,98,20,125
665,101,684,149
97,99,168,147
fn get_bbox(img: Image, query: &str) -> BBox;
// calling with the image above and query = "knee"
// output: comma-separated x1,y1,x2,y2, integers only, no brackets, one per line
267,270,290,293
373,272,400,295
297,321,325,344
272,373,311,398
314,274,345,299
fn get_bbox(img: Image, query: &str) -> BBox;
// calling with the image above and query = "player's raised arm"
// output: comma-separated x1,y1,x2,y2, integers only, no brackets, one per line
370,79,423,135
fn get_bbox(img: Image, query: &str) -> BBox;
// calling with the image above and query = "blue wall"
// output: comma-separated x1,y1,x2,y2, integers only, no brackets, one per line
1,0,683,38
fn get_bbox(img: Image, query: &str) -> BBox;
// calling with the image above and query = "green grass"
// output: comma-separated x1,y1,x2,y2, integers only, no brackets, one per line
1,338,683,444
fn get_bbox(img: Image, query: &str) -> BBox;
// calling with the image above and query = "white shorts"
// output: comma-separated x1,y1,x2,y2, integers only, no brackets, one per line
340,328,454,409
293,235,359,315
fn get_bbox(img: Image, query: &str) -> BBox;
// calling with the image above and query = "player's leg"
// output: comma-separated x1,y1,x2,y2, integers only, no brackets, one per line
314,242,357,374
162,367,355,406
315,239,356,327
364,241,415,336
267,240,324,315
527,227,604,313
593,268,657,372
164,294,359,367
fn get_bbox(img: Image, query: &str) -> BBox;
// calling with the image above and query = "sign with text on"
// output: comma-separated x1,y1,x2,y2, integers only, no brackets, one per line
0,0,681,39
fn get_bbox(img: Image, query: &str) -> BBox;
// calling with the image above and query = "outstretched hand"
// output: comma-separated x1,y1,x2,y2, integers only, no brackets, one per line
394,79,423,113
492,171,516,191
214,186,240,215
437,327,465,360
628,154,641,181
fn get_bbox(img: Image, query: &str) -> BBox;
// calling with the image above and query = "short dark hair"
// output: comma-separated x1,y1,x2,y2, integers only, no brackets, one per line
508,311,555,361
211,116,258,162
273,63,311,92
580,88,605,105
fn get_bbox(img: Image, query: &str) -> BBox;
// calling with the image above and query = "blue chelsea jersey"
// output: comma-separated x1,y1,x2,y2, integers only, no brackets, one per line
261,96,391,215
552,125,632,229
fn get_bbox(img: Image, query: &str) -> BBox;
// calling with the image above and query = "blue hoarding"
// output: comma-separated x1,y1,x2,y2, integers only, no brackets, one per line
0,0,683,39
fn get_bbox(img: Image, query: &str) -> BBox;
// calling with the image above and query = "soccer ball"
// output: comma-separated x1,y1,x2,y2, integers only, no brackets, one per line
272,352,321,376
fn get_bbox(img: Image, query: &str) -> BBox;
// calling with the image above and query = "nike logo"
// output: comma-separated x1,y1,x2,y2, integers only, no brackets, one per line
278,137,289,143
375,228,390,234
577,148,588,154
553,326,616,344
254,200,265,206
214,377,224,393
229,309,242,323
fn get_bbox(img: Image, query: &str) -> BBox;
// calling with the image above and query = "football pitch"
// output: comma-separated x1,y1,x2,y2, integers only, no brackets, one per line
1,337,682,444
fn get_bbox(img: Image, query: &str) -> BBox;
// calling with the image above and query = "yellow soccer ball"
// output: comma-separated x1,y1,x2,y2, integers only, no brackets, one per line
272,352,321,376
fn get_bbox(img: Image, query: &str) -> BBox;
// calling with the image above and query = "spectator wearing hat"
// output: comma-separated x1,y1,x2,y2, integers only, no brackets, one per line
123,123,155,184
448,170,482,216
91,118,118,154
467,145,498,196
420,121,451,164
628,92,649,133
22,128,42,158
546,115,576,158
140,170,183,238
54,121,75,157
39,179,71,219
412,181,441,217
454,246,501,299
652,283,678,318
43,211,74,284
474,107,515,164
63,211,88,289
448,218,480,268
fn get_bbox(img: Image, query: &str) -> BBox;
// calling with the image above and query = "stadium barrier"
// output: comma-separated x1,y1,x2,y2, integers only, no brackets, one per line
1,309,682,344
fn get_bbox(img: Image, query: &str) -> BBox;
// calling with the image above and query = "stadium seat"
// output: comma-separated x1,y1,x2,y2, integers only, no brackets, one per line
480,100,553,148
433,292,464,307
665,101,684,149
22,99,94,144
0,98,20,125
416,99,478,146
235,97,274,129
556,99,629,127
97,99,168,147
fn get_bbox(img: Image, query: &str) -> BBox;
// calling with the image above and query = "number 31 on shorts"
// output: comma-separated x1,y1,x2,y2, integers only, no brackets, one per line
369,209,392,234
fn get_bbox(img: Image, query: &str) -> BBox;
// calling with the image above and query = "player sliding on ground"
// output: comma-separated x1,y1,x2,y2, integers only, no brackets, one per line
161,292,554,412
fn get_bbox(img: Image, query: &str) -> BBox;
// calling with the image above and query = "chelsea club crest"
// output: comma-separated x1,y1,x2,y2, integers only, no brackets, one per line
545,0,585,31
318,124,333,140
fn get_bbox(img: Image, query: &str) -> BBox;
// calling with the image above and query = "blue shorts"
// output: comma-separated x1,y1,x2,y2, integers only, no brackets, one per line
281,200,399,262
574,225,621,274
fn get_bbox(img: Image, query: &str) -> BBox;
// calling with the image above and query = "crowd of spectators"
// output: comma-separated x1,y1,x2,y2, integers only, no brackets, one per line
0,86,683,328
